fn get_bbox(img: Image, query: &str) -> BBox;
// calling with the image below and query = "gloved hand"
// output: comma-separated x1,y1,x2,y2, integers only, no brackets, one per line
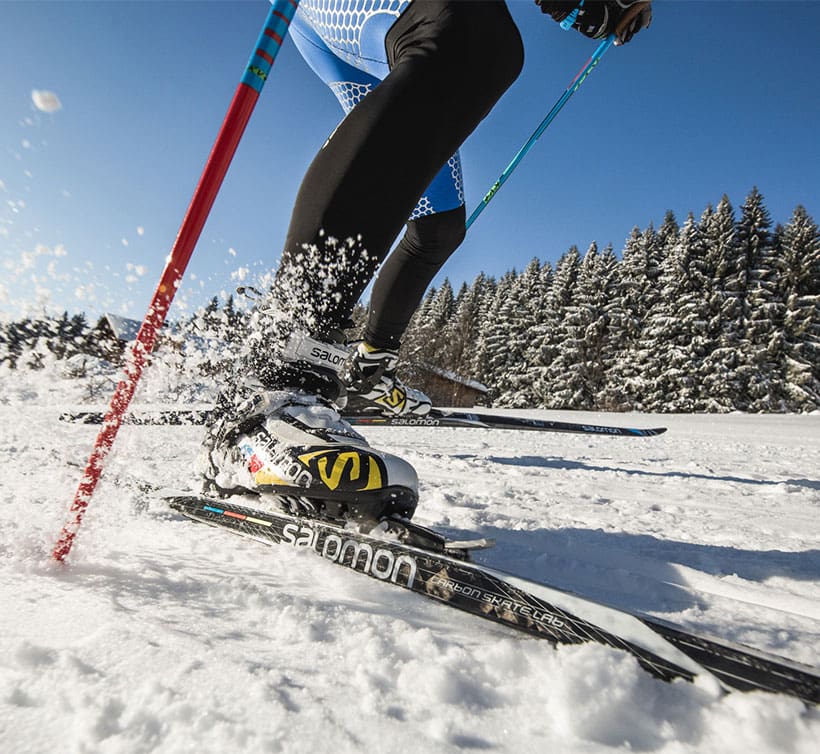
614,1,652,44
535,1,652,45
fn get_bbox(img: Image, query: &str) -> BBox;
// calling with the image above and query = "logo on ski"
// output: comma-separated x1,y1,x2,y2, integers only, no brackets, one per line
427,573,566,630
281,522,417,587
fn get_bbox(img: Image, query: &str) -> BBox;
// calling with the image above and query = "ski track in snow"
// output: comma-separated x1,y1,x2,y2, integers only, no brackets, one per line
1,366,819,753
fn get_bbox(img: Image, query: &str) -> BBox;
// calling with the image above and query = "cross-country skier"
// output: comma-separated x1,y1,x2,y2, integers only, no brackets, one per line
200,1,653,527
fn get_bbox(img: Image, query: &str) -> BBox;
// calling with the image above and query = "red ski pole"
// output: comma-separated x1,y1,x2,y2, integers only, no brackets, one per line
53,0,300,562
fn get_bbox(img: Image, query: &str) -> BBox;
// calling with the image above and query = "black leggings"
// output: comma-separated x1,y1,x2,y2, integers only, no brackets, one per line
278,0,524,347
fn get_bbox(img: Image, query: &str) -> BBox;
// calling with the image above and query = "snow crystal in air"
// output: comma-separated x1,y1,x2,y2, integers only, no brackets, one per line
31,89,62,113
31,89,63,113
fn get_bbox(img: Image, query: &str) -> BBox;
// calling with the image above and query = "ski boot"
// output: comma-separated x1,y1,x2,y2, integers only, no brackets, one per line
199,334,419,525
340,342,432,416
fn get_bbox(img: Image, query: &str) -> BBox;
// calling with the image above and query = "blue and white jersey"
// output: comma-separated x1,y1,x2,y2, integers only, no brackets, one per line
288,0,465,219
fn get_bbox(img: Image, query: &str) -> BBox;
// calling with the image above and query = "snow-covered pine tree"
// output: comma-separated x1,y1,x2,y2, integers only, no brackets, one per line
641,214,713,410
736,187,781,411
775,205,820,409
521,262,554,402
699,196,747,411
533,246,581,407
493,258,550,407
426,279,457,368
546,243,622,409
444,273,492,379
471,271,516,400
607,219,670,409
544,243,595,409
616,214,679,410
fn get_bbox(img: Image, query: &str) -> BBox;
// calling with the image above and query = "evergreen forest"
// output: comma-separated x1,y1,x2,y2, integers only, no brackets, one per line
2,189,818,413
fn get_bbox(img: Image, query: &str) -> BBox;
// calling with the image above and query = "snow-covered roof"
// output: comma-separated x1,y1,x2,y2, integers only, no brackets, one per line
423,364,488,393
103,313,142,342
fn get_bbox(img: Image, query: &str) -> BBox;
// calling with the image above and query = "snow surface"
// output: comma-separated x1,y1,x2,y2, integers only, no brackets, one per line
1,364,819,753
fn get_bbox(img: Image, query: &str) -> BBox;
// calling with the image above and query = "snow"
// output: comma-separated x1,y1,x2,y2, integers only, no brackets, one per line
1,365,819,753
30,90,62,114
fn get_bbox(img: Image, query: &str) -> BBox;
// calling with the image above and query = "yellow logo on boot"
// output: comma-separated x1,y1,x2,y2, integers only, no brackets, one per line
297,449,385,492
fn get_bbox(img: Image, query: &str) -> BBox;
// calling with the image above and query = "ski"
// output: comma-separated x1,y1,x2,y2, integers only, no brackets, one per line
60,407,667,437
167,494,819,706
349,409,667,436
60,408,214,426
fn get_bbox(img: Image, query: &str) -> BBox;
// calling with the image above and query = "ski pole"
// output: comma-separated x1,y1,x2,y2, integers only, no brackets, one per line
52,0,301,563
465,33,615,230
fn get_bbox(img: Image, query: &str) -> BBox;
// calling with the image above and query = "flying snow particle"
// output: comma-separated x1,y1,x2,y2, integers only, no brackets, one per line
31,90,62,113
126,263,146,276
137,226,145,236
228,247,237,257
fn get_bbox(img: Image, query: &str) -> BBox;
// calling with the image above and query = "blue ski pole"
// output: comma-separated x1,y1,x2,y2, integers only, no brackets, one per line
466,33,616,230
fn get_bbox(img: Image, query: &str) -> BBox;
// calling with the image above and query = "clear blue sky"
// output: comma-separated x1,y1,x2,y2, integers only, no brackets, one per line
1,1,819,322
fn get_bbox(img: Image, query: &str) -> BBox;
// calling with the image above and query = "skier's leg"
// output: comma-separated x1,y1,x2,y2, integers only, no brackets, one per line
200,4,432,514
203,2,523,511
336,202,465,416
272,0,523,342
252,0,521,414
284,4,464,414
365,205,466,350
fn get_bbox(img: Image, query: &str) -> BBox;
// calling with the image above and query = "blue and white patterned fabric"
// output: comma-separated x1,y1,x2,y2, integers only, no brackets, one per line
289,0,465,219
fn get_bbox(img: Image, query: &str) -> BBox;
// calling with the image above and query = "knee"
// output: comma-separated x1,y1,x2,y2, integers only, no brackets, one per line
403,206,466,266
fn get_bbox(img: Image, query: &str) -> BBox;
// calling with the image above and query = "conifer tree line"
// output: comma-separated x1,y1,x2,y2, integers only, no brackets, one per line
1,189,817,412
398,189,819,413
0,311,91,370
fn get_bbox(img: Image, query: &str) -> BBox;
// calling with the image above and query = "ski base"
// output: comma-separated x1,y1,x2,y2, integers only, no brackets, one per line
167,494,819,706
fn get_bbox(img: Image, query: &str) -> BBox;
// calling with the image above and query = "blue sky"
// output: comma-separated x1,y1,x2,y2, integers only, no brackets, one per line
1,1,819,322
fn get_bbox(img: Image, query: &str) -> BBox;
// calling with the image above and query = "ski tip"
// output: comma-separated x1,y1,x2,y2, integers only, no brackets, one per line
627,427,668,436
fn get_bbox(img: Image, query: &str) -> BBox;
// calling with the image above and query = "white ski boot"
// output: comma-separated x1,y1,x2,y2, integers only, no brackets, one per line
200,335,419,523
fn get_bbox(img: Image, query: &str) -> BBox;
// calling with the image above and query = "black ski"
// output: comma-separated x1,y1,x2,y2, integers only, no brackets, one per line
167,494,818,706
349,409,667,436
60,407,667,437
60,408,213,426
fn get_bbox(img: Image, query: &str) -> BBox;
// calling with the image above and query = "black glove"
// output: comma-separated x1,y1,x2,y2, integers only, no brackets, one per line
535,1,652,45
